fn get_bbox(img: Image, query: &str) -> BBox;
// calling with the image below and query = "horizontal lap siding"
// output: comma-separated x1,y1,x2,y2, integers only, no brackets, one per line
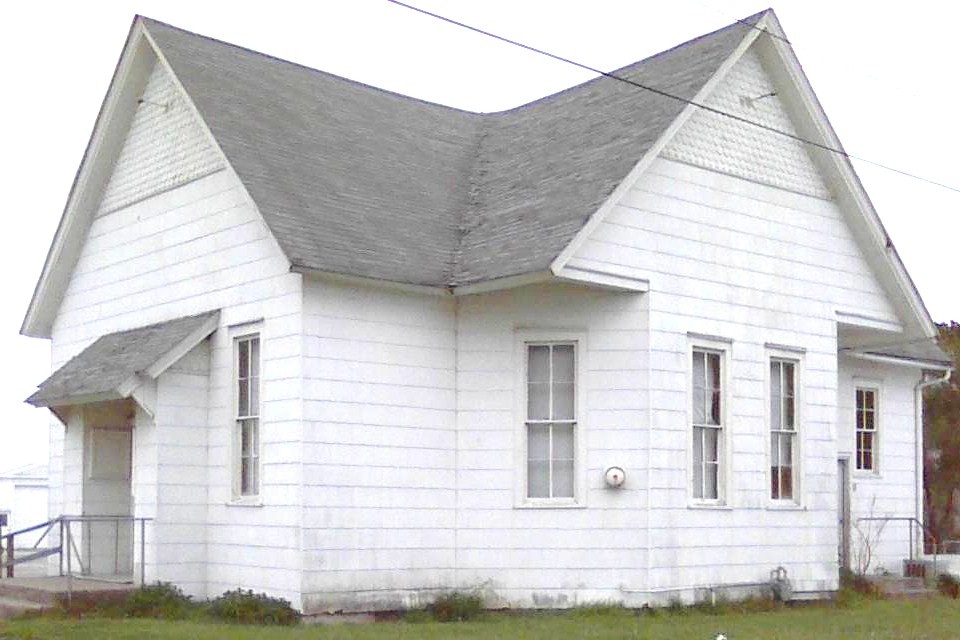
49,168,303,606
569,155,896,595
839,359,920,574
456,284,649,607
300,279,457,614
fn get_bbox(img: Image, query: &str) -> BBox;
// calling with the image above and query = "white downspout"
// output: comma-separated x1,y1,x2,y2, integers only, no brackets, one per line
915,368,952,556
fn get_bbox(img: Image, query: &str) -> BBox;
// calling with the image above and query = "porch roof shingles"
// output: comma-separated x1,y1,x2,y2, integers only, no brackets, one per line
27,312,219,408
141,15,757,288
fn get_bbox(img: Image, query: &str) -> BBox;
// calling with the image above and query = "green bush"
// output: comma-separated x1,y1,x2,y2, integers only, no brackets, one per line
206,589,299,626
425,591,484,622
937,573,959,599
123,583,195,619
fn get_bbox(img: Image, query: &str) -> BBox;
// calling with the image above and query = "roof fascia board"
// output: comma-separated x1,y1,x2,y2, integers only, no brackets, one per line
755,12,938,339
553,266,649,292
452,271,554,296
28,390,123,409
843,351,952,372
292,265,449,296
548,22,763,275
143,311,220,378
141,23,295,276
21,21,155,339
835,310,904,333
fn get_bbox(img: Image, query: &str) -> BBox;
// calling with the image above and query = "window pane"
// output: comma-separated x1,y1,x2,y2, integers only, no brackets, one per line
239,340,249,379
783,362,795,398
692,386,706,424
704,462,718,500
528,383,550,420
780,434,793,466
527,461,549,498
771,433,780,466
784,394,795,430
553,424,575,460
238,379,249,416
704,427,719,464
553,459,575,498
241,455,258,496
864,390,874,411
250,337,260,378
527,424,549,460
771,466,780,500
241,419,254,455
864,410,875,431
528,346,550,383
856,388,864,410
708,353,721,391
692,352,705,421
770,362,782,430
692,429,704,499
780,466,793,499
552,382,575,420
710,390,721,426
552,345,575,383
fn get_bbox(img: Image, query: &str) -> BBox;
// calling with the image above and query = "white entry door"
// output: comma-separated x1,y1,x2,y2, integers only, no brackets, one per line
82,427,133,577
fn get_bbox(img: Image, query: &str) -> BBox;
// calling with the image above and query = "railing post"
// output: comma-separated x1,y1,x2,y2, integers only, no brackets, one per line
65,521,73,607
140,518,146,587
58,519,64,577
5,534,13,578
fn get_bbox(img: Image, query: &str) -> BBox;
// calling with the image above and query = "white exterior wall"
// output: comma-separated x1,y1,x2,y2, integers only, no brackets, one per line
300,279,457,614
455,284,649,607
48,162,303,604
565,147,901,596
838,357,921,575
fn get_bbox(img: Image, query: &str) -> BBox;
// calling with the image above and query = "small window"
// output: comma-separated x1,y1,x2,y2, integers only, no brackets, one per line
770,358,798,501
525,343,576,500
692,349,723,501
856,388,878,472
236,334,261,497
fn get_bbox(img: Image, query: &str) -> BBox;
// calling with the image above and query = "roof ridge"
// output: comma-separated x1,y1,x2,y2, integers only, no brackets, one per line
138,15,485,118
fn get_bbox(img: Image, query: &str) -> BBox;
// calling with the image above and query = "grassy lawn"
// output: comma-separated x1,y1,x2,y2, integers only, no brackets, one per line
1,598,958,639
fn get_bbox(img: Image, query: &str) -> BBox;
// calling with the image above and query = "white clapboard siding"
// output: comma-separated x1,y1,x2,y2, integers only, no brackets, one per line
300,278,458,614
47,158,304,606
453,283,649,608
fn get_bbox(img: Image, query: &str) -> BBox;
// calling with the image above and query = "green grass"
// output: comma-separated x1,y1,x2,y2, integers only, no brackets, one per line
1,597,958,639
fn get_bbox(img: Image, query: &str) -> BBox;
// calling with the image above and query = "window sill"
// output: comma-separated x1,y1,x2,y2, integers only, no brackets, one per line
687,502,732,511
515,499,585,510
767,501,804,511
226,497,263,508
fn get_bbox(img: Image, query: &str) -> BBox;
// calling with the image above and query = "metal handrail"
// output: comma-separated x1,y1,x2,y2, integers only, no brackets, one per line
1,517,62,577
856,516,938,577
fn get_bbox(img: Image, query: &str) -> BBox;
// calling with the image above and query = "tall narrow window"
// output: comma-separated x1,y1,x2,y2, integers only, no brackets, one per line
856,388,878,472
770,359,797,500
236,335,261,497
526,343,576,500
692,349,723,501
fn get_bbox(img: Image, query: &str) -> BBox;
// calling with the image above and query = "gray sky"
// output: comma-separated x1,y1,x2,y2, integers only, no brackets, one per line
1,0,957,470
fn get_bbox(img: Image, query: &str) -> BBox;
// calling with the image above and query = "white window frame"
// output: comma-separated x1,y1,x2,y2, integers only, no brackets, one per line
855,385,880,474
766,349,803,506
514,330,587,508
232,329,262,502
687,337,731,506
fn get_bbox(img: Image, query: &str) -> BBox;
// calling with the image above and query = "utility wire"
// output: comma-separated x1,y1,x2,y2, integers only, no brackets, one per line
387,0,960,196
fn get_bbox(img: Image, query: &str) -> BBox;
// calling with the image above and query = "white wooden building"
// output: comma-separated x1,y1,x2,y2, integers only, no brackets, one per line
21,10,952,613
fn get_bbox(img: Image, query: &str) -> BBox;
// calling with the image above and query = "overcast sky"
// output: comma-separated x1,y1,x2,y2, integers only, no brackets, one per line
1,0,957,471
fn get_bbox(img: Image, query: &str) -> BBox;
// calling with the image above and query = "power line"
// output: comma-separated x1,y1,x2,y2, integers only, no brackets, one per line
387,0,960,196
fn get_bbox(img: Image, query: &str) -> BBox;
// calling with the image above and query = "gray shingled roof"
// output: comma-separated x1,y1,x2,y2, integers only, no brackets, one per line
27,312,218,407
142,14,759,287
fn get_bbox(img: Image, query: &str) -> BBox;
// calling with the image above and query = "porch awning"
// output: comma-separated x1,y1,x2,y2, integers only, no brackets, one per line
27,311,220,408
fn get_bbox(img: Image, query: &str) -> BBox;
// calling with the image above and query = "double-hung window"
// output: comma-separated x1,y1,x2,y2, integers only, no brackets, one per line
855,387,878,472
525,342,577,500
236,334,261,497
691,349,723,501
770,358,798,501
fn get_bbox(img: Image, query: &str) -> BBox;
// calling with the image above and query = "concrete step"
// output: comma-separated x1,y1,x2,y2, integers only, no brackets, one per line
0,596,46,619
869,576,937,600
0,582,59,606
